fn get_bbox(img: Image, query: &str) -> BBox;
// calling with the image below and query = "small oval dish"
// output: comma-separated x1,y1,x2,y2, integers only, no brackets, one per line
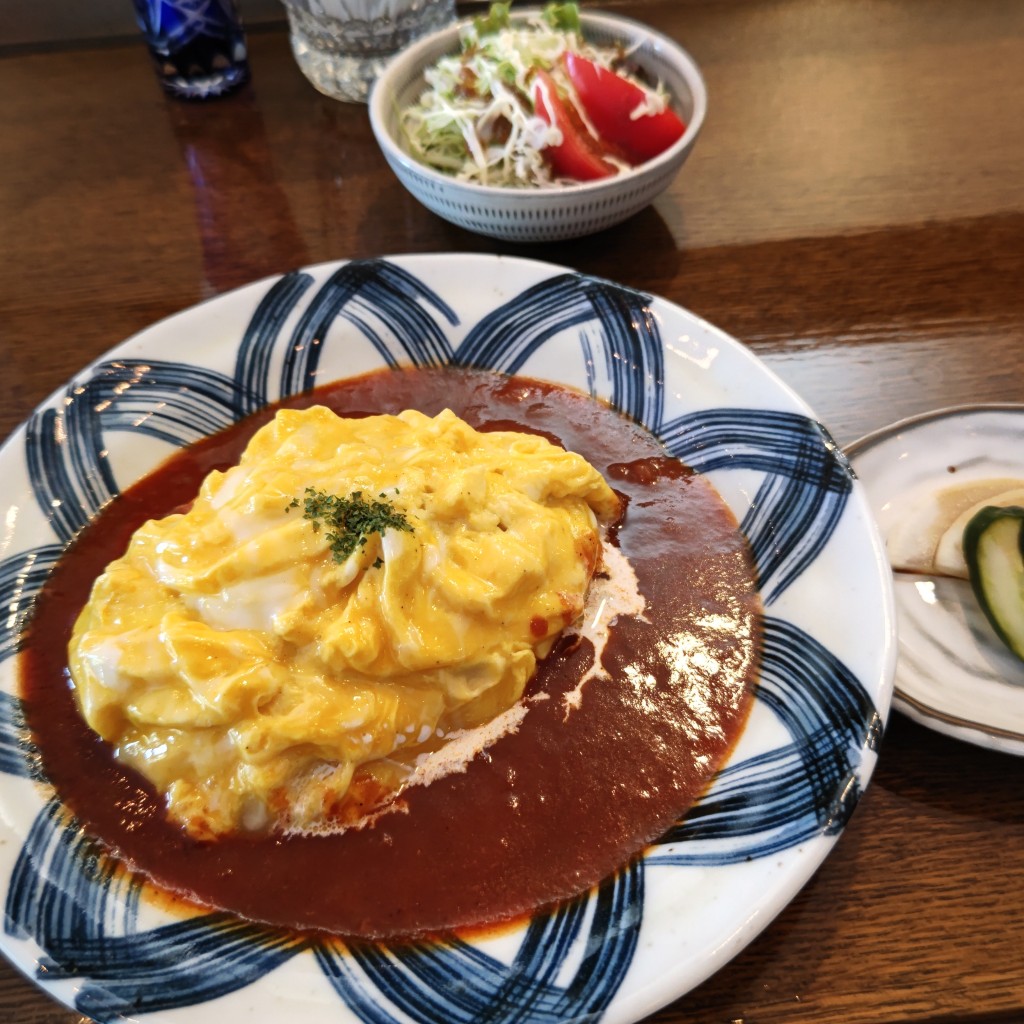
368,10,706,242
847,404,1024,756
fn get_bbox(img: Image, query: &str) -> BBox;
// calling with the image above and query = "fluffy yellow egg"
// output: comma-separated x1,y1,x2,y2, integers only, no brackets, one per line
69,406,620,839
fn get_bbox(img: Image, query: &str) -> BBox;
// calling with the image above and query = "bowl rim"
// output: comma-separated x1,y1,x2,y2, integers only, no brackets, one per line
368,8,707,198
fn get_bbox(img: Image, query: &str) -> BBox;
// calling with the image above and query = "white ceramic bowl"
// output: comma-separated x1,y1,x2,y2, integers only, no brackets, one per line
368,11,706,242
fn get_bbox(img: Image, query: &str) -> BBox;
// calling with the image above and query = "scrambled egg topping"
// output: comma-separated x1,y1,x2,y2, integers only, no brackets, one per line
69,406,620,839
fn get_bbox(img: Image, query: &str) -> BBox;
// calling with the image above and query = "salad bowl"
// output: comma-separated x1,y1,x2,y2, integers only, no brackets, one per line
368,10,706,242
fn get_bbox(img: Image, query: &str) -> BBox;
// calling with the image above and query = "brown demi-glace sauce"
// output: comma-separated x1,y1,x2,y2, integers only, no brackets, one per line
20,368,761,939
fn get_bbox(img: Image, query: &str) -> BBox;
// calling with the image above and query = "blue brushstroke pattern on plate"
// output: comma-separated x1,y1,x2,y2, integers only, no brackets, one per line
0,259,882,1023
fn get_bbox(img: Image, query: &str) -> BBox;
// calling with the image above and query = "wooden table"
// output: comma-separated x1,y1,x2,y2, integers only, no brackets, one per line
1,1,1022,1021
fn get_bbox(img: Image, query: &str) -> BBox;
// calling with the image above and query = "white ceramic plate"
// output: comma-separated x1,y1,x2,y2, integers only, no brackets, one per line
0,254,894,1024
847,404,1024,756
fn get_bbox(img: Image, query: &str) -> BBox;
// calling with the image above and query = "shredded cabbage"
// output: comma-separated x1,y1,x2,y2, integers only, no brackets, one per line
399,2,664,188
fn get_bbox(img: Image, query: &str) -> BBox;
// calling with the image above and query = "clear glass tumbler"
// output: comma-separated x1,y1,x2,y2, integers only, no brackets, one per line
281,0,456,103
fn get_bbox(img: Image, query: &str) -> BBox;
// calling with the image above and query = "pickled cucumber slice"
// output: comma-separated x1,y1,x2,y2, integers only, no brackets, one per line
934,487,1024,578
963,505,1024,661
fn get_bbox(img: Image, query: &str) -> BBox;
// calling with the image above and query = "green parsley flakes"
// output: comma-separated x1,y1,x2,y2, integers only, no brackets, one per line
286,487,413,565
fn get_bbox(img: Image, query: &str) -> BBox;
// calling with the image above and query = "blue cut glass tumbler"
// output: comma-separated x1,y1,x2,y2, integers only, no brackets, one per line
134,0,250,100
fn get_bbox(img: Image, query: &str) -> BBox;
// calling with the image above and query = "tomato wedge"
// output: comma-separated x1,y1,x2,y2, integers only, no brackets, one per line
531,68,616,181
563,52,686,164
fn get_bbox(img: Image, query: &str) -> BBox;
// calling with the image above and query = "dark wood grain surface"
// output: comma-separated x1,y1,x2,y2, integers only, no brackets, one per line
1,1,1022,1021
